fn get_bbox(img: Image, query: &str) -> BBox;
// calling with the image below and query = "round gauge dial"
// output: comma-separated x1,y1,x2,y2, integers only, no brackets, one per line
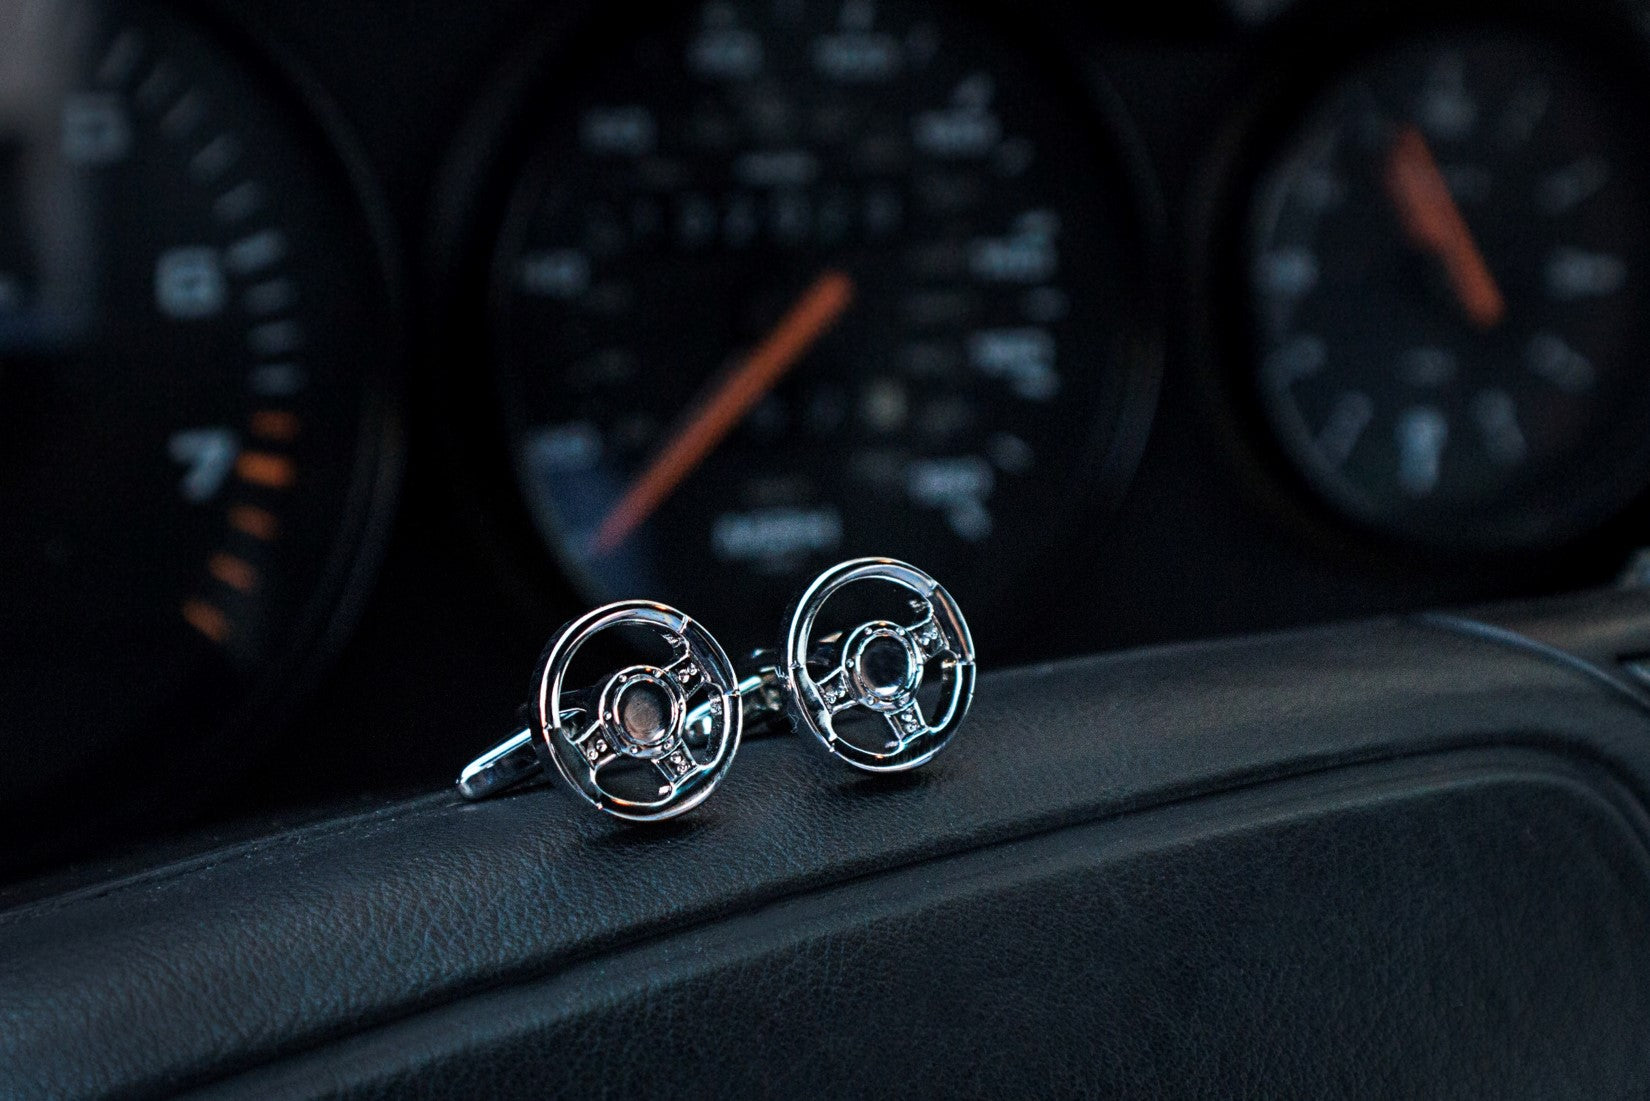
0,2,397,846
1247,28,1650,549
487,0,1157,651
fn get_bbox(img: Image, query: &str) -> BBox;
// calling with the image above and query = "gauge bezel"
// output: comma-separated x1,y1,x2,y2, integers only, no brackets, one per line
426,0,1167,664
1,0,406,876
1187,0,1650,571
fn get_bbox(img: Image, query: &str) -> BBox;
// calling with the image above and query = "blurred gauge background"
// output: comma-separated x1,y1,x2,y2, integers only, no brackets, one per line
0,0,399,873
14,0,1650,878
1231,13,1650,554
451,0,1163,658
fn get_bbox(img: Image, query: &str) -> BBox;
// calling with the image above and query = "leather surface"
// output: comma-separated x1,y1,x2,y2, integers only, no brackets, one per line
5,610,1650,1097
216,753,1650,1099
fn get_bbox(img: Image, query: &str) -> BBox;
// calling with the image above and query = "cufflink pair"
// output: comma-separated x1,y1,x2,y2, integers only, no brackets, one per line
457,558,976,821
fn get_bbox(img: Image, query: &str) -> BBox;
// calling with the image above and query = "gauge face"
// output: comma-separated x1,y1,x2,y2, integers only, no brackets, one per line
489,0,1157,651
1248,29,1650,549
0,3,396,820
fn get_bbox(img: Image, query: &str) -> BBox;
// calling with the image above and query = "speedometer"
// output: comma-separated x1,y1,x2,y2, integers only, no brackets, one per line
483,0,1159,651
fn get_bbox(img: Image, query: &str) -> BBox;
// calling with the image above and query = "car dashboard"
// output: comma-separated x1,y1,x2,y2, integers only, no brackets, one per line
5,0,1650,882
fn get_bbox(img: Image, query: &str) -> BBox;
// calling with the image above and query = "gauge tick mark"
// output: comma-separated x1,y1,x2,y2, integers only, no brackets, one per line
208,553,258,593
235,451,295,490
228,505,279,541
181,598,230,644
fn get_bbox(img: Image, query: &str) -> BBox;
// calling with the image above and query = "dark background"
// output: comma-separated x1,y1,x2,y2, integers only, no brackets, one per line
18,0,1650,870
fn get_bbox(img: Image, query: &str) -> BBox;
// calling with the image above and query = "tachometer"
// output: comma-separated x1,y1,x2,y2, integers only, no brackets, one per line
484,0,1159,651
0,1,399,863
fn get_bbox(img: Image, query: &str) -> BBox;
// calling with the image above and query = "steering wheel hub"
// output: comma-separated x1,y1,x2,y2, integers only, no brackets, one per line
599,667,685,758
844,624,924,712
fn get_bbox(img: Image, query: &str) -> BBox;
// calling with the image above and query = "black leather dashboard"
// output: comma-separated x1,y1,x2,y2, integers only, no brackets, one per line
7,597,1650,1097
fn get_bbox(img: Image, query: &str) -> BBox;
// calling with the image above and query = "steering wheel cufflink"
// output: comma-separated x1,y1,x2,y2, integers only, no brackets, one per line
458,600,743,822
740,557,977,773
455,559,973,821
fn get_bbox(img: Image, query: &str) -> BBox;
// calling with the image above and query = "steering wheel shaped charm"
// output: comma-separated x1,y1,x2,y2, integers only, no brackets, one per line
455,563,969,814
783,558,976,772
458,601,741,822
538,602,740,820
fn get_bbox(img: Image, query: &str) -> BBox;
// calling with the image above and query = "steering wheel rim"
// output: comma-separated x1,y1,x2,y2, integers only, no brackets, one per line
534,600,741,821
783,558,976,772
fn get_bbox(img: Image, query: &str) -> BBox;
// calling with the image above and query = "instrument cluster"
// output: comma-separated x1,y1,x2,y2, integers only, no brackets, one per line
6,0,1650,875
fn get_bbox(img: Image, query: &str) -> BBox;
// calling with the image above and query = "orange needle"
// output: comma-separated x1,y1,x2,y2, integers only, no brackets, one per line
1384,125,1506,329
589,269,856,557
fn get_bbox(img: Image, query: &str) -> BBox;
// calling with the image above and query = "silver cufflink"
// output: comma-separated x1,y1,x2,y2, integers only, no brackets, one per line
458,600,742,822
456,559,972,821
741,557,976,772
